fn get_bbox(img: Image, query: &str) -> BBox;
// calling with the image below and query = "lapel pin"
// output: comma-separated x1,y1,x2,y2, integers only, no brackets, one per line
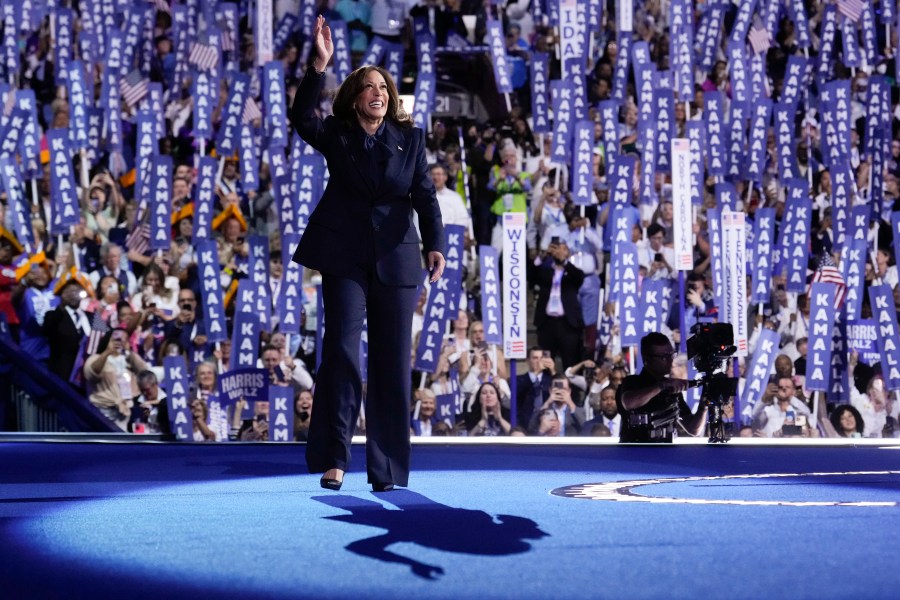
398,145,403,151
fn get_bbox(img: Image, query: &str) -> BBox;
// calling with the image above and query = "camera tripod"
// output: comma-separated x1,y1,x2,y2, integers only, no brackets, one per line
699,385,731,443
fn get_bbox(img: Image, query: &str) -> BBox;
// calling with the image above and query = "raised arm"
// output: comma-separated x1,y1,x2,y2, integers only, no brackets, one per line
312,15,333,70
289,16,334,149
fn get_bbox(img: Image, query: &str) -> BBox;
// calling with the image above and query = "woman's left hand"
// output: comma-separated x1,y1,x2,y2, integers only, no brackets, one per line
427,251,446,283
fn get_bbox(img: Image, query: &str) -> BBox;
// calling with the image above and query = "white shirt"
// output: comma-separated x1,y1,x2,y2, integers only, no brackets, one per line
878,265,898,290
414,186,471,239
64,305,91,336
435,187,471,229
369,0,408,37
760,397,812,437
603,413,621,437
635,240,675,277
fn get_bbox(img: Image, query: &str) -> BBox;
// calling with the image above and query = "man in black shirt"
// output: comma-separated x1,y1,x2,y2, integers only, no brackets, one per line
616,332,707,442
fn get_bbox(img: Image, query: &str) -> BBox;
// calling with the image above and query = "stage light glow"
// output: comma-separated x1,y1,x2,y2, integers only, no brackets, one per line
552,471,900,506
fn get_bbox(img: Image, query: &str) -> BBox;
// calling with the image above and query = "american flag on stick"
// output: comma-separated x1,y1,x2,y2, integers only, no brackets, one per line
125,222,151,256
807,253,847,309
836,0,865,22
85,310,110,356
242,97,262,123
2,89,16,117
189,34,220,71
747,25,770,55
119,70,150,108
218,19,235,52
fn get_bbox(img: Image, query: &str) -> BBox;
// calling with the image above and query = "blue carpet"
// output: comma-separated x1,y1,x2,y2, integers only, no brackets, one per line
0,441,898,599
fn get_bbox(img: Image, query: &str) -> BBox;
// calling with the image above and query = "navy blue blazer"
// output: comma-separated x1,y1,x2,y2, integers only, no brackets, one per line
289,71,445,286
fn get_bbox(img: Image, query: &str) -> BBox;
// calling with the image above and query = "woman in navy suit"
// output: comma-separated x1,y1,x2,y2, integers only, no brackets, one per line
290,16,446,492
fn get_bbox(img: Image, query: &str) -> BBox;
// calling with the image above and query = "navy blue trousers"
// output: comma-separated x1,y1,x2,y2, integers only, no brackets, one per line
306,263,418,486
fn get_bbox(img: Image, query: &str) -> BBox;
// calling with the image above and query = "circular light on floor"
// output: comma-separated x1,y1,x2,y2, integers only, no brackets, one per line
551,471,900,506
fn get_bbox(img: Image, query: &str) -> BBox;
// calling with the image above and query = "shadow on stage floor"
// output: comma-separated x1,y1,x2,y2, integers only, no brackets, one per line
1,439,898,600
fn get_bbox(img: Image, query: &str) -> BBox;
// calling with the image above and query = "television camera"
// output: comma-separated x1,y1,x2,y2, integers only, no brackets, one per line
686,322,739,443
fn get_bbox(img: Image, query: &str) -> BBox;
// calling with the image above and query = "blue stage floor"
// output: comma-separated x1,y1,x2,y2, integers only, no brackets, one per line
1,439,898,599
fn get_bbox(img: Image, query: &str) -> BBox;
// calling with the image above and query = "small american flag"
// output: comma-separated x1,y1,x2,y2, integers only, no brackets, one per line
189,34,220,72
837,0,866,22
218,20,235,52
2,89,16,117
85,310,110,356
747,25,770,55
242,97,262,123
807,253,847,309
125,222,151,256
120,70,149,109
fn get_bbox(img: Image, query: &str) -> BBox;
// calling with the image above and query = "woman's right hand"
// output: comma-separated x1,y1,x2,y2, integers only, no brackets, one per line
313,15,333,69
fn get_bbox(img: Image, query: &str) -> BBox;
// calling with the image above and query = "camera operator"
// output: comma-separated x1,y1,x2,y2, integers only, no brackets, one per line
616,332,707,442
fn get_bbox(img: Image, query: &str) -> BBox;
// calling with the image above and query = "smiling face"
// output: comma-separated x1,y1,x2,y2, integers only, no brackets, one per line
839,409,857,434
356,70,388,125
419,393,436,418
197,364,216,389
296,390,313,413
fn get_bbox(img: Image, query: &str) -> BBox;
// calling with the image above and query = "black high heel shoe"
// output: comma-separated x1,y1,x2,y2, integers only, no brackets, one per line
320,469,344,491
372,482,395,492
320,477,343,491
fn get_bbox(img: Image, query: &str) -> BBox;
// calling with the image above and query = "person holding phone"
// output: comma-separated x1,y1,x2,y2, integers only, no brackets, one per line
638,223,674,280
163,288,207,354
528,236,585,370
751,376,811,437
83,327,150,430
290,16,445,492
487,144,531,251
467,382,512,436
528,374,583,436
460,344,511,404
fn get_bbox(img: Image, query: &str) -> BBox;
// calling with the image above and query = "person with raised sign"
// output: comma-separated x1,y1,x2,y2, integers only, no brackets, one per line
290,15,445,492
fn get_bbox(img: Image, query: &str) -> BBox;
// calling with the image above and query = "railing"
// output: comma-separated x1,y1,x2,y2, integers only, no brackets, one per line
0,334,119,434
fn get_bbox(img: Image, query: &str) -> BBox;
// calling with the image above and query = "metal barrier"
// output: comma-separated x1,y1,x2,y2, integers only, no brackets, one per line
0,335,119,434
12,386,61,432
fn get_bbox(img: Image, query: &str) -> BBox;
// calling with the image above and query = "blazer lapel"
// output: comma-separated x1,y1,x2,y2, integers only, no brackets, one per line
374,124,402,196
339,131,378,195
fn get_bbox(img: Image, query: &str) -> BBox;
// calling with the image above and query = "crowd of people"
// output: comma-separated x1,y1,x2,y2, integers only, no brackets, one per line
1,0,900,441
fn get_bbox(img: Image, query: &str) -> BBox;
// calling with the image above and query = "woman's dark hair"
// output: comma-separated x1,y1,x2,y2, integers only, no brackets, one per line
461,381,505,431
332,65,412,129
829,405,864,436
475,381,502,405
